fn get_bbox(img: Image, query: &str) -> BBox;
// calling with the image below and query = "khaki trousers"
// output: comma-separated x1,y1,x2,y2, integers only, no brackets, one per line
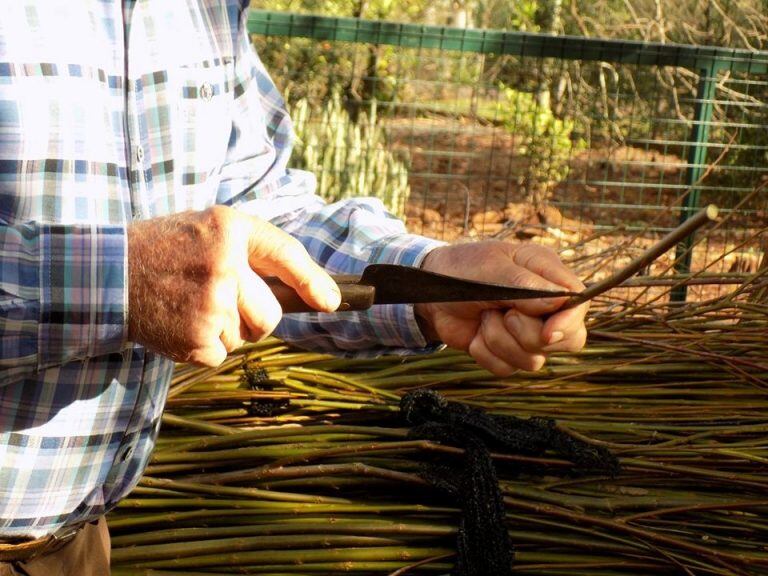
0,518,110,576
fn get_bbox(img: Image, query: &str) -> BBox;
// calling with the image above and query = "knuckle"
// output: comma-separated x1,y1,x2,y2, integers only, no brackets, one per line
513,243,541,266
178,225,234,280
278,236,310,264
205,205,233,229
508,271,540,291
481,323,504,350
540,245,559,259
510,325,540,352
467,335,485,359
502,319,540,353
522,243,556,258
203,206,236,251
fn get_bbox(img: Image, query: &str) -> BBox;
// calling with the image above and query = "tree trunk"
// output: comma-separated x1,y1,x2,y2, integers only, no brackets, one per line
345,0,375,121
534,0,563,109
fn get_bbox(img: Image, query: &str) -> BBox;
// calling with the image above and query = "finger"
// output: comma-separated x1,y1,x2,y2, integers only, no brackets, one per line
503,309,547,353
513,244,586,292
178,286,230,366
543,328,587,354
481,310,547,371
214,278,245,352
219,314,245,353
501,247,583,317
468,329,518,377
187,340,228,367
237,266,283,342
510,291,569,318
246,219,340,312
493,263,572,316
542,301,589,352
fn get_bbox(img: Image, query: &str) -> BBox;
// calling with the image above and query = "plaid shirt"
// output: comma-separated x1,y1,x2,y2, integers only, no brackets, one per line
0,1,441,538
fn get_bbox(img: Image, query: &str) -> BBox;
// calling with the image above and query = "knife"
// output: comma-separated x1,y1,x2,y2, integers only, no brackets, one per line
264,204,719,314
265,263,578,313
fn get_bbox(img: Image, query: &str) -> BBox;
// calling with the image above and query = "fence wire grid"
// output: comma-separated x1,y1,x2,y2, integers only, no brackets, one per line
248,10,767,302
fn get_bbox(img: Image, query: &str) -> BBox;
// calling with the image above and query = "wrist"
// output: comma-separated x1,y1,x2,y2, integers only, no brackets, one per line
126,223,145,342
413,246,445,343
418,244,446,274
414,303,440,343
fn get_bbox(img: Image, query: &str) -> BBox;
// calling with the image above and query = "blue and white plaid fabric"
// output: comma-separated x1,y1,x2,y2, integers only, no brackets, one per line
0,0,441,538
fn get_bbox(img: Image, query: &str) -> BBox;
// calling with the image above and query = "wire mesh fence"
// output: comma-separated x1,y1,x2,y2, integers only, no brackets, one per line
249,10,767,302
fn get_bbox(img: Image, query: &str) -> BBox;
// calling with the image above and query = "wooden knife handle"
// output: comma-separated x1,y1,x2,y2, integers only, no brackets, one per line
264,276,375,313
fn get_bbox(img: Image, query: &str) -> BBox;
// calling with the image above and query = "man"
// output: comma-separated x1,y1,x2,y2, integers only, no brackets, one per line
0,1,587,574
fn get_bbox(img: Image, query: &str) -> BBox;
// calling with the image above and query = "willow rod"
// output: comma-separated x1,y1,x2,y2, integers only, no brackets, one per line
565,204,719,308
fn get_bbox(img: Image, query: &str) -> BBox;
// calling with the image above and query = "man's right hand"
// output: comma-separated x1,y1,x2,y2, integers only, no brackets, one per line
127,206,340,366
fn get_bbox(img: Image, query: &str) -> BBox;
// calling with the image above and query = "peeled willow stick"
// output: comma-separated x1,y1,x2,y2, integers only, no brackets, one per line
564,204,719,309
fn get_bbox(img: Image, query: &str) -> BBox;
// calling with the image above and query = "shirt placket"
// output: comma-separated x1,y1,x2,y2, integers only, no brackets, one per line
122,0,149,221
94,0,151,509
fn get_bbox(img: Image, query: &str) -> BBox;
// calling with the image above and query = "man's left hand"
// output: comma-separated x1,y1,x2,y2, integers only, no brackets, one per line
415,241,588,375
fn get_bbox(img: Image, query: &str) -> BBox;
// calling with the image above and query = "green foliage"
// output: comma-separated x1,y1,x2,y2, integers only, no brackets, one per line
496,83,583,196
253,36,357,103
475,0,540,31
250,0,433,105
288,91,411,218
250,0,431,20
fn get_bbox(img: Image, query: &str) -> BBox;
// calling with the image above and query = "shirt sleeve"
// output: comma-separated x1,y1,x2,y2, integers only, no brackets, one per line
216,7,446,355
0,221,127,385
269,199,445,355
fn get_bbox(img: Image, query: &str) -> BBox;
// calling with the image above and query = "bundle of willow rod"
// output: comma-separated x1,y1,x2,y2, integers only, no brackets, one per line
108,271,768,576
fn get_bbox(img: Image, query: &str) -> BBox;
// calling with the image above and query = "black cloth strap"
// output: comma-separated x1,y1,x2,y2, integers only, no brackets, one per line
400,389,619,576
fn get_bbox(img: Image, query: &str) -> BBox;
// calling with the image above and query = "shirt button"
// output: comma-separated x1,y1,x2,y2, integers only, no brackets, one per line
200,82,213,102
120,445,134,462
135,145,145,164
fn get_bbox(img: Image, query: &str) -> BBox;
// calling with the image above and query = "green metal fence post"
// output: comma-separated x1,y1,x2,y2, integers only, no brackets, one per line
671,62,718,302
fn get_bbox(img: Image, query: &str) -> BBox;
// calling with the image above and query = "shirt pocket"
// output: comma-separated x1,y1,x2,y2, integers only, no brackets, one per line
166,59,235,208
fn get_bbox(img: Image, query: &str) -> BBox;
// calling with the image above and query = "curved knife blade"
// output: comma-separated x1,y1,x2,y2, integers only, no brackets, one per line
265,264,578,313
361,264,577,304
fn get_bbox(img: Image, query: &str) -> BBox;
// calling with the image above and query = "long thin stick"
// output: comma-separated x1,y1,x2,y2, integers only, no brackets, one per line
565,205,719,308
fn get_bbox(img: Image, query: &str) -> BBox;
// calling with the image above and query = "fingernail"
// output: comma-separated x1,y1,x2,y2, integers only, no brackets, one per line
549,331,565,345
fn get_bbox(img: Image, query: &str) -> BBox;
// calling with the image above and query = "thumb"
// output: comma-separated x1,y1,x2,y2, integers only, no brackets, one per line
509,244,583,317
504,266,571,317
245,217,341,312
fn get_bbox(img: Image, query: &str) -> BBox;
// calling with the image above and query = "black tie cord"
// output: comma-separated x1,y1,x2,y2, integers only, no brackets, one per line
241,364,290,417
400,389,620,576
